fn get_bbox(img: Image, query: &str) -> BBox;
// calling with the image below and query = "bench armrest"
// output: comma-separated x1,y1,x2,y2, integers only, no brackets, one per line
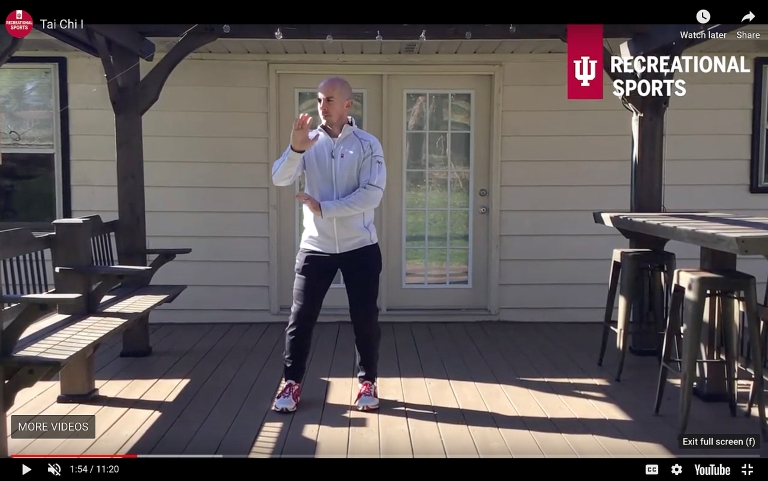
55,265,152,277
144,248,192,255
1,293,83,305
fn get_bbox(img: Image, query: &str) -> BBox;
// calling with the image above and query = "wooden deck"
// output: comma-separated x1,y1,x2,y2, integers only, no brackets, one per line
5,322,767,458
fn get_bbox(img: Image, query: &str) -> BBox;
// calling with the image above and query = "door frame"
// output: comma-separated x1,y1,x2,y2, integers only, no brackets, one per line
267,63,504,316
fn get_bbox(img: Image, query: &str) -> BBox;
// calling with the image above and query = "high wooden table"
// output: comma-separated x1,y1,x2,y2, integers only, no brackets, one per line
594,211,768,402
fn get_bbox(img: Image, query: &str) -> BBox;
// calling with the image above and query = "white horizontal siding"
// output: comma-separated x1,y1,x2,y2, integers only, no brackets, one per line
498,54,765,322
62,55,271,320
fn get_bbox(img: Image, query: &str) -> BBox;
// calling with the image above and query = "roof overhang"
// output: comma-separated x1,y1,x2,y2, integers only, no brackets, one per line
17,24,764,58
618,23,746,57
30,24,658,59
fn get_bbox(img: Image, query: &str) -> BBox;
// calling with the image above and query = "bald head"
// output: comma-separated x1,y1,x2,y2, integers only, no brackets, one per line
316,77,354,131
318,77,353,101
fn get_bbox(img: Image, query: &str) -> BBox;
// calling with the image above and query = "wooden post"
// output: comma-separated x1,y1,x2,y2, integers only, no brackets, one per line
87,28,217,357
110,46,148,268
602,45,677,355
626,82,671,355
50,218,101,403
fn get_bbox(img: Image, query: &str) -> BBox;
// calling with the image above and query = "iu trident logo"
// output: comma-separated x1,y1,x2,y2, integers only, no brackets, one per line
566,24,604,99
574,56,597,86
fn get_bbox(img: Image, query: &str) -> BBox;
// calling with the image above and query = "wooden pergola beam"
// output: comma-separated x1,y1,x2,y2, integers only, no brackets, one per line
619,23,744,57
0,35,23,67
32,23,157,60
33,26,99,56
88,24,156,61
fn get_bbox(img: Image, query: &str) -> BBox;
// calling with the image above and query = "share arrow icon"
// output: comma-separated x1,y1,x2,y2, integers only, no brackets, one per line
742,11,755,22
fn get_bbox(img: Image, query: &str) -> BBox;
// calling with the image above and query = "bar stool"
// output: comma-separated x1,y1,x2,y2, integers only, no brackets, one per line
654,269,767,438
598,248,676,381
746,314,767,415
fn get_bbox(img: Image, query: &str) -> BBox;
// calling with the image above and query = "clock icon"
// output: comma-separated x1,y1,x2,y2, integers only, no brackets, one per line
696,9,710,24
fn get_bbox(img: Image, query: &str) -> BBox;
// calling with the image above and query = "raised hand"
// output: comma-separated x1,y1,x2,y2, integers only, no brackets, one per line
291,113,319,152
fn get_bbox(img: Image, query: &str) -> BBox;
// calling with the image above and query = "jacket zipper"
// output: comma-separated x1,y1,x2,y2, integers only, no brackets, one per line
331,144,340,253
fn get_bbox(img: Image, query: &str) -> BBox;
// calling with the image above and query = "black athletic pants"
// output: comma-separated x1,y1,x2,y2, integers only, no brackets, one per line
283,243,382,384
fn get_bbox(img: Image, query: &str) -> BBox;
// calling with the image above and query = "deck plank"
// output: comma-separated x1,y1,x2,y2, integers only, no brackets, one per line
218,323,289,456
449,324,545,457
151,325,269,454
429,323,511,457
96,324,228,455
5,321,766,458
477,323,576,456
410,324,478,457
125,324,247,454
377,324,413,457
184,324,282,454
280,323,339,458
315,324,356,457
392,324,445,457
54,324,216,455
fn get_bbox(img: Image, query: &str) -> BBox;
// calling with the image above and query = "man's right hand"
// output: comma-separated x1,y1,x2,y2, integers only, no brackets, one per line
291,113,319,152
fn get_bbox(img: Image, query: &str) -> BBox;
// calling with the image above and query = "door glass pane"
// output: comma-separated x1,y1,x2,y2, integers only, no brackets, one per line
295,89,366,286
0,66,55,149
403,91,472,287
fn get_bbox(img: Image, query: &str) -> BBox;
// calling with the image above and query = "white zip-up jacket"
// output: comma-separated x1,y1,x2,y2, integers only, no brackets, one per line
272,118,386,254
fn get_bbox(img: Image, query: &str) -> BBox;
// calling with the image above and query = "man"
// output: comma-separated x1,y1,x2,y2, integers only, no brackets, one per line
271,77,386,412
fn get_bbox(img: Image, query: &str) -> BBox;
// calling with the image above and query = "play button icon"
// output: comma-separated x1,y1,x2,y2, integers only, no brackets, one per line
22,464,31,475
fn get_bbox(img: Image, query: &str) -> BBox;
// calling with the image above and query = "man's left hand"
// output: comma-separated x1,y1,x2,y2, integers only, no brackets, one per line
296,193,322,217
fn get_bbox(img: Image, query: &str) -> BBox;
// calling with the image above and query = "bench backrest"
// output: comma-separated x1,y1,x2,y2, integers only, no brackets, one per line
0,228,55,311
82,215,118,267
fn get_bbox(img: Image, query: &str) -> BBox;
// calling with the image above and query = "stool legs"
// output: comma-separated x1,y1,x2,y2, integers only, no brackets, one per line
743,284,768,438
655,284,684,414
721,294,740,417
658,257,677,362
614,258,639,381
746,320,766,414
598,258,622,368
679,285,707,434
599,250,675,382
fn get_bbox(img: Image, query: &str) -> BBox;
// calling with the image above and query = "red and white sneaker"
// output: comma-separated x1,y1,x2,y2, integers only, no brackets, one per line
355,381,379,411
273,380,301,412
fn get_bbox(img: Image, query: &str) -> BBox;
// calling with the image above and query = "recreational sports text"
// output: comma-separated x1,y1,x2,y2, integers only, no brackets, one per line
609,55,751,97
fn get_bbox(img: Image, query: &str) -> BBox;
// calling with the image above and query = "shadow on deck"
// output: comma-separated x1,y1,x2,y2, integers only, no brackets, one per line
5,322,767,458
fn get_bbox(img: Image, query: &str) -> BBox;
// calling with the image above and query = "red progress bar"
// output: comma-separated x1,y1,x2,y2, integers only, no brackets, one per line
11,454,137,458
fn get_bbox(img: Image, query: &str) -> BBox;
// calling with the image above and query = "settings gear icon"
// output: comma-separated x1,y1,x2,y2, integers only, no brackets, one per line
671,464,683,475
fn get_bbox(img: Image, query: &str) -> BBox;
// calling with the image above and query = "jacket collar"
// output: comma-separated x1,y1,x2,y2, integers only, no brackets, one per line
315,116,357,140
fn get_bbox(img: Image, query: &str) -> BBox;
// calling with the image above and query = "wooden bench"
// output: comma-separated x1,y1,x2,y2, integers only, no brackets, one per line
0,216,189,457
81,214,191,357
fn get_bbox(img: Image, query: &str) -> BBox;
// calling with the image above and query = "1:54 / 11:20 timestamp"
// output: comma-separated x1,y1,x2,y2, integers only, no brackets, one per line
71,464,120,474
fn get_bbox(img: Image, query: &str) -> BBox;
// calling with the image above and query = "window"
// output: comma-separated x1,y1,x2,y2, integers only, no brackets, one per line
0,57,70,225
293,88,366,287
402,91,473,287
750,57,768,193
